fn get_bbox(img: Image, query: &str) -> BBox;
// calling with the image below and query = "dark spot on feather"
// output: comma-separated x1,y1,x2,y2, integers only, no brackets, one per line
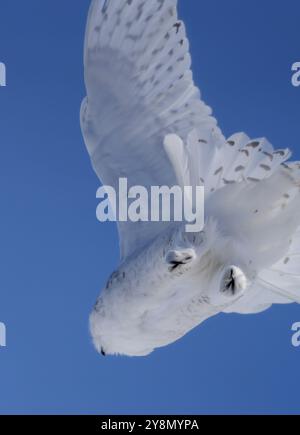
260,164,271,171
247,141,260,148
247,177,260,182
284,257,290,265
263,151,274,161
152,47,162,56
282,163,293,171
227,140,235,146
214,167,223,175
135,10,143,21
174,22,182,34
125,33,139,42
274,150,287,157
102,0,109,13
145,14,153,22
126,21,133,29
169,7,175,17
235,165,245,172
240,149,250,157
157,0,164,11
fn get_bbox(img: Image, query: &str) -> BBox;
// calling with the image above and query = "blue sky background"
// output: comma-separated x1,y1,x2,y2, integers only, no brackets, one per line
0,0,300,414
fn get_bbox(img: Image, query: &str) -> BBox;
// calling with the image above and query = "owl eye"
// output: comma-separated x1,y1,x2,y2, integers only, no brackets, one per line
221,268,236,296
220,266,248,298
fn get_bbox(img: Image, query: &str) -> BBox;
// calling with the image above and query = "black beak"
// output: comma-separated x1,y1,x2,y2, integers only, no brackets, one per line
101,347,106,356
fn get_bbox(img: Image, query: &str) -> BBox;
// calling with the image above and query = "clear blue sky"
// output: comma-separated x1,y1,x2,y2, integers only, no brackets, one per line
0,0,300,414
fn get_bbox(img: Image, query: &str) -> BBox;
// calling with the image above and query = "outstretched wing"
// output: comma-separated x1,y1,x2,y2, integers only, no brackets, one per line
183,127,300,314
81,0,223,260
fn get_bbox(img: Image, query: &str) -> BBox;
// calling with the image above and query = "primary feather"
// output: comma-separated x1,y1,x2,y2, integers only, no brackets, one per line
81,0,300,356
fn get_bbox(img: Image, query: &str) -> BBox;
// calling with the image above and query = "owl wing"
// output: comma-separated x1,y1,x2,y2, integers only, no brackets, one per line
81,0,223,260
183,128,300,313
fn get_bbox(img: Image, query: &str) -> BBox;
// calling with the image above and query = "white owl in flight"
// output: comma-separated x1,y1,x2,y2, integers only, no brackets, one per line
81,0,300,357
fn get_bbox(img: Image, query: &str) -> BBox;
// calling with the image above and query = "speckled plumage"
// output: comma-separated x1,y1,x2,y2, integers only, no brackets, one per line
82,0,300,356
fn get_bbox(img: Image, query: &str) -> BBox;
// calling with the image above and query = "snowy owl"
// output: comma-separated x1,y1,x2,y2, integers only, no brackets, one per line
81,0,300,357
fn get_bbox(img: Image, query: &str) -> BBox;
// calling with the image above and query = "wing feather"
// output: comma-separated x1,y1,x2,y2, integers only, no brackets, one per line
81,0,223,259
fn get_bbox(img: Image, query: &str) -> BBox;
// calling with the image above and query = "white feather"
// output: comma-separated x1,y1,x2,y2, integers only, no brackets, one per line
82,0,300,356
81,0,223,260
